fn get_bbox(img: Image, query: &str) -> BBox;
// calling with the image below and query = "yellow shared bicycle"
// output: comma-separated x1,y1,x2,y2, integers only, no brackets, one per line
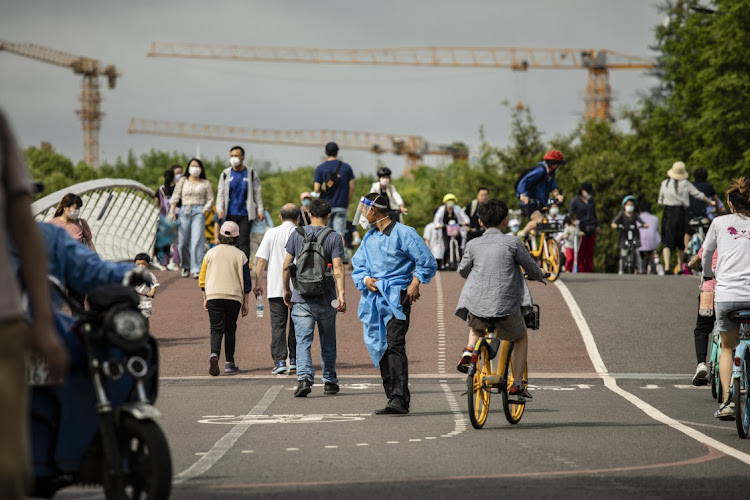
466,304,540,428
524,213,562,282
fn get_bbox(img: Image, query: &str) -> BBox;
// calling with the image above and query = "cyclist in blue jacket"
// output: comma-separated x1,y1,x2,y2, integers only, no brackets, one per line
516,150,566,238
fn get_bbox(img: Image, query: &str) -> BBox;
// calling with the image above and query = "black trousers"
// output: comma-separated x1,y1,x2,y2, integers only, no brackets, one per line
226,215,252,259
207,299,241,363
694,295,715,364
269,298,296,363
380,297,411,409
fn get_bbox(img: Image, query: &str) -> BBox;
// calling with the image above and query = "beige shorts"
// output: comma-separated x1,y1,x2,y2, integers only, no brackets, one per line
467,308,527,341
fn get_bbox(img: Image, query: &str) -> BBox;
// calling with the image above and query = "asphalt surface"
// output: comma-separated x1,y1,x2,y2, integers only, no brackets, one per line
55,271,750,499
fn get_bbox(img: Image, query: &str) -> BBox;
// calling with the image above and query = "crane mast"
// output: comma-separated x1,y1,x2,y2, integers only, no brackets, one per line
148,43,655,121
0,40,118,168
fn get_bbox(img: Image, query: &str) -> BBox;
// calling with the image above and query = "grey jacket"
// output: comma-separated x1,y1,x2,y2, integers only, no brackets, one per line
216,166,263,220
455,228,543,320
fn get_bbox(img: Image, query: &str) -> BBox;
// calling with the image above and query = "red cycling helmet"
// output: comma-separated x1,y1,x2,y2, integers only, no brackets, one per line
543,150,566,164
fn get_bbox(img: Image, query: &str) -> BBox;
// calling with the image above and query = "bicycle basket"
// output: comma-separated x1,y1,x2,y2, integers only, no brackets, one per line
537,221,563,233
446,224,461,237
523,304,540,330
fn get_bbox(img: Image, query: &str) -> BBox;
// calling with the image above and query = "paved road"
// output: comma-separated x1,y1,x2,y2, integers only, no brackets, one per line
57,271,750,499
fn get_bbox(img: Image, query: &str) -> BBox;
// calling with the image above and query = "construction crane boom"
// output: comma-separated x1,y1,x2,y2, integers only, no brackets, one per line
127,118,467,175
148,42,655,120
0,40,118,168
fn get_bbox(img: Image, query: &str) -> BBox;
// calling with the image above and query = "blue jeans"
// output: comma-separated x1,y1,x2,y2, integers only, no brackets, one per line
291,302,337,384
179,205,206,274
328,207,348,235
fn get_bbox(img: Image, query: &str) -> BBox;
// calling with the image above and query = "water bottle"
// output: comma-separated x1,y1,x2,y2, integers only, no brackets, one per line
256,294,264,317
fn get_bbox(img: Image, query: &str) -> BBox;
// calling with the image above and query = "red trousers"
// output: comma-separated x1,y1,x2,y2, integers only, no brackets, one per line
577,233,596,273
565,247,575,272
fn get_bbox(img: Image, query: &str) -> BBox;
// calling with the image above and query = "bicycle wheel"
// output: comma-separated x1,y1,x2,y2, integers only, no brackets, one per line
500,341,527,424
541,238,561,281
449,239,459,271
624,246,636,274
467,344,491,429
735,351,749,439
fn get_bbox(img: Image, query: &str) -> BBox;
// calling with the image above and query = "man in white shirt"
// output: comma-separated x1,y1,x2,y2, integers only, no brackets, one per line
254,203,300,374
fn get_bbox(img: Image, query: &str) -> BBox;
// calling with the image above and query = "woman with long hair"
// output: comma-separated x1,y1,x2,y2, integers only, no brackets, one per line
702,177,750,420
170,158,213,278
48,193,96,305
154,165,182,269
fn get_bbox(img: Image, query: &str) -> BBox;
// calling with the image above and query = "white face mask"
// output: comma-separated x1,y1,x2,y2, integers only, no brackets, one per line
379,177,390,186
68,208,80,219
549,207,560,216
189,166,202,177
625,205,634,214
359,214,371,230
174,173,183,182
229,157,241,168
446,201,455,209
582,192,592,201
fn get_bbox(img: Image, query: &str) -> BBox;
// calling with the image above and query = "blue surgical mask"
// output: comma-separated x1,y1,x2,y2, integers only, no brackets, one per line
302,199,311,207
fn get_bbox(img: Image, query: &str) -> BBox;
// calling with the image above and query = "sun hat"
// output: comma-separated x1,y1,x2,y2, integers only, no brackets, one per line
220,221,240,238
667,161,688,180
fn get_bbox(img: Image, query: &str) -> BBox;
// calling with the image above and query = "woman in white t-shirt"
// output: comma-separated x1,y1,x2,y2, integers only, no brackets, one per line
702,177,750,420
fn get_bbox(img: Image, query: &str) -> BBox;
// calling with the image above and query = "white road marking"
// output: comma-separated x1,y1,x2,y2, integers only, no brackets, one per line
409,439,422,442
286,448,299,451
674,384,707,390
640,384,661,389
436,273,447,375
198,413,369,425
356,443,369,446
387,441,399,444
194,452,206,456
325,445,338,449
555,279,750,467
241,450,254,454
174,385,283,484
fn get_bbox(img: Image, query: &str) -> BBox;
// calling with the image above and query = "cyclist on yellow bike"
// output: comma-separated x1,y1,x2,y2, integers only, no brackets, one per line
516,150,565,238
455,199,546,400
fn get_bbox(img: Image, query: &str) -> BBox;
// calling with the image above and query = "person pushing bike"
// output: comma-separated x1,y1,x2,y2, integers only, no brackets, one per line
516,150,565,238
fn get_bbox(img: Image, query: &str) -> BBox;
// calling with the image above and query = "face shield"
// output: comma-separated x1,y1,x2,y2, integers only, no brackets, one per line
352,196,388,229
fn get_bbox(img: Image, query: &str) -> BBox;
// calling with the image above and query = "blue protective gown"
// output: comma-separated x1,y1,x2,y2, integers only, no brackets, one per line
351,222,437,366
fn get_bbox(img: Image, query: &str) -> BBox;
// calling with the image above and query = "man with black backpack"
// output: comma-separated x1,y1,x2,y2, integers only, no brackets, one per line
282,198,347,398
313,142,355,238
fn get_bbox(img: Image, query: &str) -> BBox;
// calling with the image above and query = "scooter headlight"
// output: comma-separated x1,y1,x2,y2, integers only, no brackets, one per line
105,309,149,351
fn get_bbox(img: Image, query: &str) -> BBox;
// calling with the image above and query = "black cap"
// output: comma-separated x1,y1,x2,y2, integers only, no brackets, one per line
580,181,595,195
325,142,339,156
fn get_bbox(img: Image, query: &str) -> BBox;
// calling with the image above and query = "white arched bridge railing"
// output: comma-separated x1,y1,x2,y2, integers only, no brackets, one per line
31,179,158,262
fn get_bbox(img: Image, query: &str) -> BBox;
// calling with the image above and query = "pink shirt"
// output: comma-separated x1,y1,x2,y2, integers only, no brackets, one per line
48,216,92,244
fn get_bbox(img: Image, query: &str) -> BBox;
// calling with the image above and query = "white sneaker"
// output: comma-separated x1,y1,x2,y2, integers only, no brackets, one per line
692,362,708,386
180,269,189,277
151,262,165,271
166,263,178,271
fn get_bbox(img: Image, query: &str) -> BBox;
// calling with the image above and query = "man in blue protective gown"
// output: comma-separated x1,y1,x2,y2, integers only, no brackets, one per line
351,193,437,415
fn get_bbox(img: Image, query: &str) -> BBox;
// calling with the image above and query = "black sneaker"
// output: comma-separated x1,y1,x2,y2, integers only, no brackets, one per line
294,379,312,397
324,382,340,395
456,348,473,374
374,401,409,415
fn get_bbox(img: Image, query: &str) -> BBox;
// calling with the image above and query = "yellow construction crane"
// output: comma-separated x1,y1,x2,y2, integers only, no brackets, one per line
147,43,655,121
1,39,119,168
127,118,467,175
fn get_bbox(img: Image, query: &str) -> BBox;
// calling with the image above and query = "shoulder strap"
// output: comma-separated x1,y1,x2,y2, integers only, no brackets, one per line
317,227,334,244
335,161,342,174
295,227,307,241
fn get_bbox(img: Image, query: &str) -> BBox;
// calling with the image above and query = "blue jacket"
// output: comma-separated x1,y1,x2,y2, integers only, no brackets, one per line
351,222,437,366
516,163,558,208
13,223,135,361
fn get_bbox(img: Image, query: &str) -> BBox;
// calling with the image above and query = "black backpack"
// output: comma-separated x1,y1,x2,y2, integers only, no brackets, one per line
289,227,335,296
514,165,545,191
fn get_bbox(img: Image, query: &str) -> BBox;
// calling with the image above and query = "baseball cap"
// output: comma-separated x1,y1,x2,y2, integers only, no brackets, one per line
300,191,312,201
325,142,339,155
220,221,240,238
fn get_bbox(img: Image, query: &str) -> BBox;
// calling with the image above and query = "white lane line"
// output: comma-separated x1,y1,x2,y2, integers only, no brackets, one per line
436,272,447,375
387,441,399,444
325,445,338,449
174,385,283,484
286,448,300,451
356,443,369,446
440,381,468,439
555,279,750,467
241,450,254,454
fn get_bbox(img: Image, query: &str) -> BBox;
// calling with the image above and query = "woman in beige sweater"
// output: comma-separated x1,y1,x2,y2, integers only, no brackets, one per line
170,158,214,278
199,221,251,375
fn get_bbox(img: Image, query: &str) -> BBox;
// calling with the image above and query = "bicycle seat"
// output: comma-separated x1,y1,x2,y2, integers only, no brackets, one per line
728,309,750,323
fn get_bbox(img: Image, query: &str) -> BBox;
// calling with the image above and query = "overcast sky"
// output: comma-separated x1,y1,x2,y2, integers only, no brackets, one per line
0,1,664,176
